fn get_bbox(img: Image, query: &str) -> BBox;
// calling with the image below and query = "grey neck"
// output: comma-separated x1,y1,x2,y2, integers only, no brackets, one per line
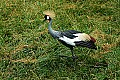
48,20,53,32
48,20,57,38
48,19,61,38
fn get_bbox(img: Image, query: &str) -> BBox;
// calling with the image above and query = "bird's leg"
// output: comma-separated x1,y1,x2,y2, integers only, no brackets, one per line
70,47,78,61
70,47,78,70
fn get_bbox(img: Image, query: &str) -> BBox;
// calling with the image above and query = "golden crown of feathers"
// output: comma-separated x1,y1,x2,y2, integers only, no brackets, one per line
43,10,55,19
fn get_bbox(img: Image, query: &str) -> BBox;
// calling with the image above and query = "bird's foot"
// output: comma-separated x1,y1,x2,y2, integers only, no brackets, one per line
72,56,78,59
72,56,78,61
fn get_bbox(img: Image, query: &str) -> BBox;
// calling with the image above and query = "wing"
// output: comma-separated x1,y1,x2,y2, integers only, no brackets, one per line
60,30,94,42
73,33,97,49
74,41,97,50
60,30,82,39
58,30,82,46
58,30,97,49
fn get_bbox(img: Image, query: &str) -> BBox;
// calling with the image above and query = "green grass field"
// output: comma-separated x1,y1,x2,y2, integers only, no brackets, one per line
0,0,120,79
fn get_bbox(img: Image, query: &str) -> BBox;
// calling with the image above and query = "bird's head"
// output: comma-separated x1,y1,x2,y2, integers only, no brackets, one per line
43,15,52,22
43,10,55,22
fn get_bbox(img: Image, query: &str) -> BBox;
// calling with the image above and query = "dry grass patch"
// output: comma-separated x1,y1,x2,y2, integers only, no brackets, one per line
11,58,37,63
91,29,118,54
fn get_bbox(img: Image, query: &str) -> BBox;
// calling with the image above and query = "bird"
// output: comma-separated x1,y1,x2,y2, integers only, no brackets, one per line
43,11,97,60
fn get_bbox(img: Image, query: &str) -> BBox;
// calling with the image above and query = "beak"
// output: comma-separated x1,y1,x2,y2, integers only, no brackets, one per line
43,19,46,22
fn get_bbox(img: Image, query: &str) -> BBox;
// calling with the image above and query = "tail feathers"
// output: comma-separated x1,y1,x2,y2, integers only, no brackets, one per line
90,36,96,42
74,41,97,50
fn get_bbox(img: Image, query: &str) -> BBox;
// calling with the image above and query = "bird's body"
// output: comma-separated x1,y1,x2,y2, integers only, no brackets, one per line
44,14,97,59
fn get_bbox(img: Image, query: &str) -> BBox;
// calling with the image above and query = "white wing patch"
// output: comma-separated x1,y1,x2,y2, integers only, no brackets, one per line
59,36,76,46
59,33,91,46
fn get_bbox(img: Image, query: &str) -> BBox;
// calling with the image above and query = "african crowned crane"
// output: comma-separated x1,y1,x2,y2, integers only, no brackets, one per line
43,11,97,60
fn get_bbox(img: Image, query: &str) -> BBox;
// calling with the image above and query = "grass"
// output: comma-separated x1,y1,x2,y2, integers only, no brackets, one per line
0,0,120,79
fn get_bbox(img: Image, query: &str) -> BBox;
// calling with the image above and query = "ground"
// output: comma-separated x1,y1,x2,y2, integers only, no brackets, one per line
0,0,120,79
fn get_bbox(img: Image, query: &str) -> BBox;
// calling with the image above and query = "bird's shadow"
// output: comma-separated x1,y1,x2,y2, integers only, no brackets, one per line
39,54,108,71
57,55,108,68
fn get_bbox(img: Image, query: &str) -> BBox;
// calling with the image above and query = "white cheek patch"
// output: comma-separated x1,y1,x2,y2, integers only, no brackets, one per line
47,16,49,19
